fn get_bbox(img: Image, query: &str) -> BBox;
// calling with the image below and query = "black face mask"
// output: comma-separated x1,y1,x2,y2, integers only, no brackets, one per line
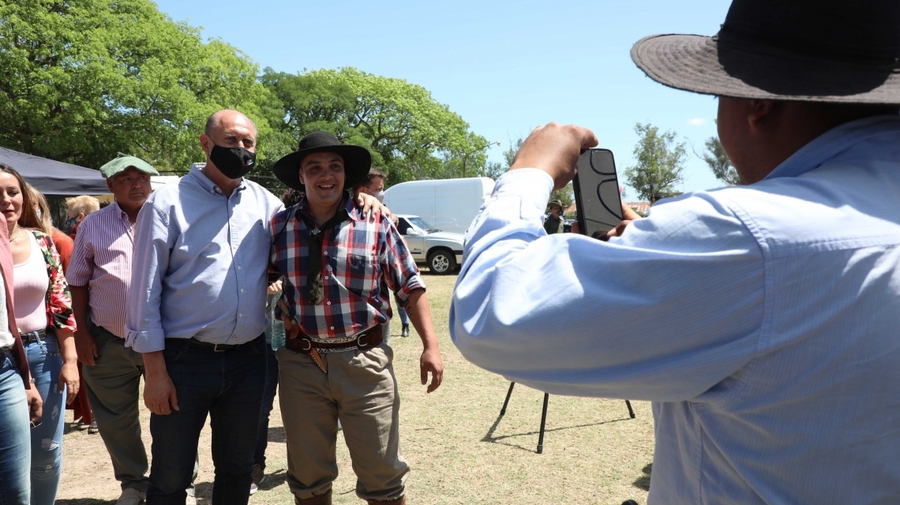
210,144,256,180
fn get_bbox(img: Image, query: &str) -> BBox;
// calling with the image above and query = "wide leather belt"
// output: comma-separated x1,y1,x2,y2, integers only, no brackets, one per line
284,326,383,373
19,329,48,343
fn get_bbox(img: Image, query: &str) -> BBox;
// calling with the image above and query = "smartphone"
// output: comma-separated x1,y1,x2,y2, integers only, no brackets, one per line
573,148,623,238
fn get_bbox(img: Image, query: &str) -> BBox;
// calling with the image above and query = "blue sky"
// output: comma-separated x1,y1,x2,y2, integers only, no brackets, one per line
153,0,732,198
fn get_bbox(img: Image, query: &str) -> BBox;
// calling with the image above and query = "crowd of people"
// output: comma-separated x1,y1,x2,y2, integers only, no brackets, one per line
1,1,900,505
0,110,443,505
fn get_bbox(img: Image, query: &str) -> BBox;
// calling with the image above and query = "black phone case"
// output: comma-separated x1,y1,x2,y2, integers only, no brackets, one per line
573,148,623,238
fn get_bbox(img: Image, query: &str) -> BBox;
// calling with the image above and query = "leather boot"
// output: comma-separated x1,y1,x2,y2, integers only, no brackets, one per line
367,496,405,505
401,324,409,338
295,490,332,505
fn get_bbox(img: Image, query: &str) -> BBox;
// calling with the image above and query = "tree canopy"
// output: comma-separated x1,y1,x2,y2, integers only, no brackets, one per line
699,121,740,186
0,0,272,172
260,67,490,187
624,123,686,202
1,1,497,190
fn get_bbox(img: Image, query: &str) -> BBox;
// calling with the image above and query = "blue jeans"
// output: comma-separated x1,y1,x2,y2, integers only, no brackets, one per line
24,331,65,505
147,337,265,505
252,344,279,471
0,348,30,505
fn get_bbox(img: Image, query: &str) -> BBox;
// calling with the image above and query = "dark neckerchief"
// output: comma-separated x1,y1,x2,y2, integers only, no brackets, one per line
296,203,350,305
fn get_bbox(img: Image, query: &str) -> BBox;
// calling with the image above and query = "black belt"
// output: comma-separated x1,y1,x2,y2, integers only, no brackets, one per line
187,336,257,352
19,329,48,343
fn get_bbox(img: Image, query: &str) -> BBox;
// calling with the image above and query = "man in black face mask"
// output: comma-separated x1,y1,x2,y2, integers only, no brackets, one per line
125,109,284,505
126,110,389,505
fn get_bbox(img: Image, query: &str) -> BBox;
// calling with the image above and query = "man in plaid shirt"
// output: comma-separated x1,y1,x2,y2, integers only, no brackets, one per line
270,131,443,505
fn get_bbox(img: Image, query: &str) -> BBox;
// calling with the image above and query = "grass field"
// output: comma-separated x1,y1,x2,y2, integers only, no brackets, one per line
58,274,653,505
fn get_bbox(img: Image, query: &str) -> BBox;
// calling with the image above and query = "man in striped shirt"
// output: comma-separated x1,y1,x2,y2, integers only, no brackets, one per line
69,154,159,505
270,131,443,505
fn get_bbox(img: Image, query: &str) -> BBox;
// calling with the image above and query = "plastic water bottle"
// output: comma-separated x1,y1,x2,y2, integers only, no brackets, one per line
270,318,286,351
267,294,286,351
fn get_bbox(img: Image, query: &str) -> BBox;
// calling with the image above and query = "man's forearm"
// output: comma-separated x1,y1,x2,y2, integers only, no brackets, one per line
404,289,439,350
142,350,168,377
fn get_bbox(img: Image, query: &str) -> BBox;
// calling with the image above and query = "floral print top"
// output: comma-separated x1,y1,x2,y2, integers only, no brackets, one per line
32,230,76,332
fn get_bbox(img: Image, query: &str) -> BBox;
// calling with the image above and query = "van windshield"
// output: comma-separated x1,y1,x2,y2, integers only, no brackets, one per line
408,216,439,233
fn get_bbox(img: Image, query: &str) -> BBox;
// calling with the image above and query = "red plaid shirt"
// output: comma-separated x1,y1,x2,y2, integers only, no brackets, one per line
270,197,424,342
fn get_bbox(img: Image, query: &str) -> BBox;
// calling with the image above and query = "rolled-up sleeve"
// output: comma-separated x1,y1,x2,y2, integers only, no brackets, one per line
450,169,767,402
125,200,170,353
381,217,425,303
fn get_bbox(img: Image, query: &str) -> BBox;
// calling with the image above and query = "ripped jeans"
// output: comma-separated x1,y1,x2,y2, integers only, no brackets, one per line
23,330,65,505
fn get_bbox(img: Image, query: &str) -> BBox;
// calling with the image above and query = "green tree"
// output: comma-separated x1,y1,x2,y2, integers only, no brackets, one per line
699,121,740,185
477,136,523,181
260,67,488,186
624,123,686,201
502,137,524,168
0,0,273,172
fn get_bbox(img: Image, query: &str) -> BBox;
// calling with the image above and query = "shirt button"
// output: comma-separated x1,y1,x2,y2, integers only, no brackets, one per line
240,289,244,293
326,301,331,305
239,313,243,317
324,276,329,280
330,326,334,330
237,266,242,270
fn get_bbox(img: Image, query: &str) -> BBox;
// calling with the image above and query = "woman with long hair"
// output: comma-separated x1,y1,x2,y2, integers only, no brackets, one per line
0,163,78,505
25,185,73,273
25,184,96,434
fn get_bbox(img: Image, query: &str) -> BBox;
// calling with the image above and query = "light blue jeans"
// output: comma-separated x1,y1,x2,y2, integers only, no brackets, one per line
23,331,65,505
0,347,31,505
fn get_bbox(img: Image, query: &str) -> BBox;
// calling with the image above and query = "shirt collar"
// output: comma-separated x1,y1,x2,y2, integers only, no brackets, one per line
108,201,129,222
189,163,247,195
765,115,900,181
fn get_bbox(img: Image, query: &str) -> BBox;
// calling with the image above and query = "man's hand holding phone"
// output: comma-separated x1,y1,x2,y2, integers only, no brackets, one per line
510,123,598,189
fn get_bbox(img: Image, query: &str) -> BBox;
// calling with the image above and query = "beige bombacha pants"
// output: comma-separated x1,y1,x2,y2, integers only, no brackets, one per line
276,343,409,502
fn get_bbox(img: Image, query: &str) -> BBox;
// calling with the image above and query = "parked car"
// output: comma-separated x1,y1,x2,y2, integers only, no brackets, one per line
396,214,464,275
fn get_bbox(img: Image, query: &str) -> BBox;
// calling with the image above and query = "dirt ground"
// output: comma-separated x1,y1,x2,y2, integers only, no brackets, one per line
57,391,289,505
54,275,653,505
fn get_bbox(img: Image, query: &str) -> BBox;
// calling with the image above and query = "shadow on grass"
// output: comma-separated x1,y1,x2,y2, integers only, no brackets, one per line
482,415,634,453
64,421,91,435
258,469,289,492
633,463,652,491
268,425,286,444
191,468,289,502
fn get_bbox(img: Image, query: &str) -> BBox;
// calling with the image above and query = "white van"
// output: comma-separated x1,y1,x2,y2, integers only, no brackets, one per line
382,177,494,235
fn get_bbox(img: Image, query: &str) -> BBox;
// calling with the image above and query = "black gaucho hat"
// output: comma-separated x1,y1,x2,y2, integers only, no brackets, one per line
272,131,372,191
631,0,900,104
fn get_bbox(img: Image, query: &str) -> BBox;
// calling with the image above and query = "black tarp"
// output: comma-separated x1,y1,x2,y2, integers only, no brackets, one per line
0,146,109,196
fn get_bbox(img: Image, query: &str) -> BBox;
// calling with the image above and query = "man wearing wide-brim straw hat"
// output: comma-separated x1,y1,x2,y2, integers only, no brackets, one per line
451,1,900,504
270,131,443,505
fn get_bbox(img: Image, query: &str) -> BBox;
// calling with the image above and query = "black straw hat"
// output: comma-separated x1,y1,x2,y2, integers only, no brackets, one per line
272,131,372,191
631,0,900,104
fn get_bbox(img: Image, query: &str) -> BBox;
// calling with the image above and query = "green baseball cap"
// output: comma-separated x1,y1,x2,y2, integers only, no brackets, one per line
99,153,159,179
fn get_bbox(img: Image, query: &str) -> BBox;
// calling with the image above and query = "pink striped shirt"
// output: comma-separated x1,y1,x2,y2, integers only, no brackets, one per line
67,202,135,338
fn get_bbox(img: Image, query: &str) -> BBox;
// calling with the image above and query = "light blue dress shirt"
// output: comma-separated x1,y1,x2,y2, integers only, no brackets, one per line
126,165,283,353
451,116,900,504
